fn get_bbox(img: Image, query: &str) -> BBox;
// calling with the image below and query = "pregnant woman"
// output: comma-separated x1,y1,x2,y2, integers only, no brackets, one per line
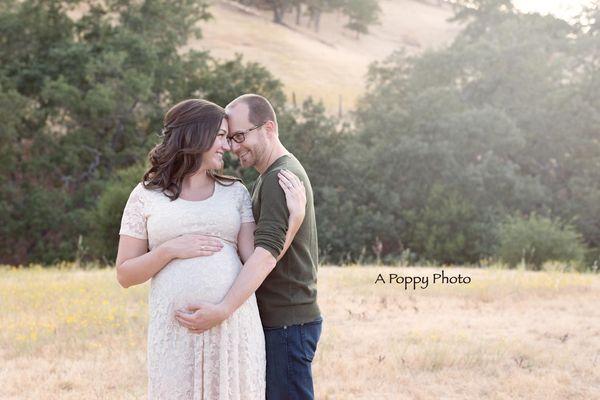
115,99,306,399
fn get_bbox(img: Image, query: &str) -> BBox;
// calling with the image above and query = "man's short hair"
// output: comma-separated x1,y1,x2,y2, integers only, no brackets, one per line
227,94,277,126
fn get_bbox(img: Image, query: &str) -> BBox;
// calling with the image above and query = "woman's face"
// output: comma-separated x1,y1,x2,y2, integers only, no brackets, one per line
202,118,231,170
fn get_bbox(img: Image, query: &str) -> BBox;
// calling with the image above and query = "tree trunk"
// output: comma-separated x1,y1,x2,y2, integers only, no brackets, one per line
295,3,301,25
268,0,284,24
273,6,283,24
314,10,321,32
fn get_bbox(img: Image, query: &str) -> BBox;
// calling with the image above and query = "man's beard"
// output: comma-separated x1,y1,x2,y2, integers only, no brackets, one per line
243,145,264,169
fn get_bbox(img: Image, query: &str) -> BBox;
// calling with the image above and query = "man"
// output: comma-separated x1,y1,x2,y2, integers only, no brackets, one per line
175,94,322,399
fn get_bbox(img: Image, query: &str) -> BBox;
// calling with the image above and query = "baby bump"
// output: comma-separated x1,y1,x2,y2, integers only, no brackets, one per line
148,245,242,314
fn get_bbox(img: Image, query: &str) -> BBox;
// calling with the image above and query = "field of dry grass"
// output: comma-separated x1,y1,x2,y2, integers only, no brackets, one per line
1,264,599,399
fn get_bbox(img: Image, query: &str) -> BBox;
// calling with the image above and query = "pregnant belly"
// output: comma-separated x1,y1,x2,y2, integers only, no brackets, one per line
149,246,242,313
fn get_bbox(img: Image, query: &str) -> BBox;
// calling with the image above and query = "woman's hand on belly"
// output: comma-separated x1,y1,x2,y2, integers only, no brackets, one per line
159,234,223,260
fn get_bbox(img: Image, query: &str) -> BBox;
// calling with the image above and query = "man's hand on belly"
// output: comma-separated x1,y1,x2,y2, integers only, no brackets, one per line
174,302,229,333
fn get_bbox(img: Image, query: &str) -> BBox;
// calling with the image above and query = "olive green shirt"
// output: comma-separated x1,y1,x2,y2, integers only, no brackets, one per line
252,154,321,327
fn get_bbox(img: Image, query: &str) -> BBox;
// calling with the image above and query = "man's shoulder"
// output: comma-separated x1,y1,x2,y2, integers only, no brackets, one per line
258,169,284,195
268,154,308,178
283,155,312,189
258,154,310,193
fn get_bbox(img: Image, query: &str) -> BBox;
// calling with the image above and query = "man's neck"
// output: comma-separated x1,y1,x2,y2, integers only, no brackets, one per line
256,143,289,175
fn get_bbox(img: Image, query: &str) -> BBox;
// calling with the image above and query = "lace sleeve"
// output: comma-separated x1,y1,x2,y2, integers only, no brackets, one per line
119,183,149,239
238,183,255,224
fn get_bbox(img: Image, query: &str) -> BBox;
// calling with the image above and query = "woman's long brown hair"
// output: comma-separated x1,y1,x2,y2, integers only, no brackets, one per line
143,99,238,200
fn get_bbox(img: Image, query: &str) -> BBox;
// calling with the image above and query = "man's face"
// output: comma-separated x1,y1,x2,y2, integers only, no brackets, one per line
226,102,267,169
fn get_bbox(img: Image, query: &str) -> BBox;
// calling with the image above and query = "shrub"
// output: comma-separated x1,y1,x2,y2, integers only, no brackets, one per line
411,184,489,264
85,164,146,263
496,214,586,270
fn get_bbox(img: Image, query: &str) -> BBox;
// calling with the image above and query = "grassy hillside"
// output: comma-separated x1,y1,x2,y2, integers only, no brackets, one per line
189,0,462,113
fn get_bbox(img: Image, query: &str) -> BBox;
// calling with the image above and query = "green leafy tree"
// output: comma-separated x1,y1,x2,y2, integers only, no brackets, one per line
0,0,286,264
326,0,599,265
4,0,600,268
342,0,381,38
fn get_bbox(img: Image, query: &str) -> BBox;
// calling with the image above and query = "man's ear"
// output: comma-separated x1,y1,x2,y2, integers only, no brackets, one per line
265,120,277,136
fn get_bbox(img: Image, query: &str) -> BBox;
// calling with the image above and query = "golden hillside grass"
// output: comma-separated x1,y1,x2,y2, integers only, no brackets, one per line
190,0,461,113
70,0,460,113
1,265,599,399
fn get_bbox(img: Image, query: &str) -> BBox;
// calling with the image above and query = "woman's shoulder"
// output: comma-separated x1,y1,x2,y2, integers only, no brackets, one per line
231,180,248,190
128,181,165,201
233,181,252,196
217,179,247,191
217,180,251,202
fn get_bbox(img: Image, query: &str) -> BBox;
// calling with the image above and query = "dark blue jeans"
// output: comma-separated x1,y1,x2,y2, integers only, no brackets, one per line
263,317,323,400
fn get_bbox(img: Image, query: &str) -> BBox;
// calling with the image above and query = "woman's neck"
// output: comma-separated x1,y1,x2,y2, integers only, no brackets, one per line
182,169,212,190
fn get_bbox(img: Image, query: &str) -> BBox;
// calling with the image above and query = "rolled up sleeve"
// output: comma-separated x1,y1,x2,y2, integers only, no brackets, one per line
254,171,289,259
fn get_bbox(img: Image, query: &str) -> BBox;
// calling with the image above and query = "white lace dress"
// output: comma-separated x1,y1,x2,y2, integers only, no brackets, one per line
119,181,265,400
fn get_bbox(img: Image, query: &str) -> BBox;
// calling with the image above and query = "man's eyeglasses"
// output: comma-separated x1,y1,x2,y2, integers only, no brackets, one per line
227,121,267,145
